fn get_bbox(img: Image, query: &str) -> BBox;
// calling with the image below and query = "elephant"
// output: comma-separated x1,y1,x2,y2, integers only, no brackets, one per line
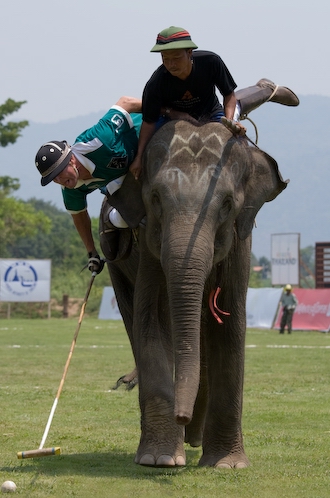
99,119,288,468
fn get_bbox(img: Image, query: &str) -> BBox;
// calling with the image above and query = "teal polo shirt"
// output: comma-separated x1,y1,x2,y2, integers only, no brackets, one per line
61,106,142,213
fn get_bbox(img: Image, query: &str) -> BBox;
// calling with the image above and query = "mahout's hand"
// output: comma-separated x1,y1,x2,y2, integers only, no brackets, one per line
221,117,246,136
129,157,143,180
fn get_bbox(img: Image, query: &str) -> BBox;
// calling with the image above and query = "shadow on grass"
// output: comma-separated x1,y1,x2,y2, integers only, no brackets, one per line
1,449,201,479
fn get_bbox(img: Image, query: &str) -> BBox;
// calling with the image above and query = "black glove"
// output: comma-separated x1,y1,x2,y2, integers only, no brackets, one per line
87,253,104,274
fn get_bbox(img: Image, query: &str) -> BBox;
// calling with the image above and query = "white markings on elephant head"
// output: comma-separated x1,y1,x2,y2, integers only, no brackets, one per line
149,129,229,194
144,121,289,241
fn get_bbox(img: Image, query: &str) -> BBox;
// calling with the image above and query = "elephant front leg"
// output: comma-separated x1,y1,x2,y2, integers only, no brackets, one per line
135,347,186,466
200,418,249,469
199,317,250,468
198,238,251,469
133,250,186,467
135,387,186,467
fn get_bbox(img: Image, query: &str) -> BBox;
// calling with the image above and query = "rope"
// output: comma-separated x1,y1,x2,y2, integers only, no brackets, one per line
243,116,259,144
266,84,279,103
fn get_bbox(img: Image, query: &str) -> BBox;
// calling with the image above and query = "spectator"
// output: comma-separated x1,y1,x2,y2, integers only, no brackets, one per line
279,284,298,334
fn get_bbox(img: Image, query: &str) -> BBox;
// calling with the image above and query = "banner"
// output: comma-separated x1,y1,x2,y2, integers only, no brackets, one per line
98,287,122,320
274,288,330,332
271,233,300,286
0,259,51,302
99,286,283,327
246,287,282,329
98,286,330,331
99,287,283,325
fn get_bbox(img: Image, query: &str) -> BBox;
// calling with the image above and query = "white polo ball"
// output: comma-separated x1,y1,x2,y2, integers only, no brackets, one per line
1,481,17,493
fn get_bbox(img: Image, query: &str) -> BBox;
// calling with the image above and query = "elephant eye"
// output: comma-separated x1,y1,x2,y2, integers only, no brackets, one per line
151,192,162,219
220,197,233,219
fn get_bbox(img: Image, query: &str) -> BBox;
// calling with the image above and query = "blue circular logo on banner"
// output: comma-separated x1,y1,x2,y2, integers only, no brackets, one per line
4,261,38,296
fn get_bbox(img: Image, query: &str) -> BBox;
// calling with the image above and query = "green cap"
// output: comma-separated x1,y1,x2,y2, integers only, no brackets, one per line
150,26,198,52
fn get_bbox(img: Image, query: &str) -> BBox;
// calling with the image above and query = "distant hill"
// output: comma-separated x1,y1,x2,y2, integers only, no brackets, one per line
1,95,329,259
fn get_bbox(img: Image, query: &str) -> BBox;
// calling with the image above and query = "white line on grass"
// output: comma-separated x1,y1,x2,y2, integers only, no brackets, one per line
246,344,330,349
3,344,330,351
4,344,127,349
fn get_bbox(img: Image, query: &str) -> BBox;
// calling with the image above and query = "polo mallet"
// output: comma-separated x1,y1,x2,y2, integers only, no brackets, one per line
17,271,97,459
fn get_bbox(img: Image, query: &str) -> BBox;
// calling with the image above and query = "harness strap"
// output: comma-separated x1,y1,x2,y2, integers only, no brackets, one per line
209,286,230,324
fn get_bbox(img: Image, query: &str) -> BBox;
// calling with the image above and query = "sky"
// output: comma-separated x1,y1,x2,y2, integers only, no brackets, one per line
1,0,329,260
1,0,329,124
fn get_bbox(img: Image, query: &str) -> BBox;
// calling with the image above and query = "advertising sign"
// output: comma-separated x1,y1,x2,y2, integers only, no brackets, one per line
0,259,51,302
271,233,300,286
274,288,330,332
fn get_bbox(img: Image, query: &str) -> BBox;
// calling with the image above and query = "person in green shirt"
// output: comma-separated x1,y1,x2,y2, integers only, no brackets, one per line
35,96,142,269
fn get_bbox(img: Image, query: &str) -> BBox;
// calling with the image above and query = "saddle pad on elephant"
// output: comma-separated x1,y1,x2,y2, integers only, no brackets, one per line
105,171,146,229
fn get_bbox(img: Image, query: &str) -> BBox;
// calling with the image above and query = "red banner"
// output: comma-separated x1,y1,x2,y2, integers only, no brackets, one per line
274,289,330,332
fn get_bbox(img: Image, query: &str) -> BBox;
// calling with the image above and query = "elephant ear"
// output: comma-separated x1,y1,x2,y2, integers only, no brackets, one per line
236,146,289,240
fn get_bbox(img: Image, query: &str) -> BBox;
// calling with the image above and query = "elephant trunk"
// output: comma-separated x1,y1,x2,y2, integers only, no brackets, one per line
161,230,213,426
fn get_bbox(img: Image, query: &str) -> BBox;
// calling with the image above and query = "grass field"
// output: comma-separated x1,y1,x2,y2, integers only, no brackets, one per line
1,318,329,497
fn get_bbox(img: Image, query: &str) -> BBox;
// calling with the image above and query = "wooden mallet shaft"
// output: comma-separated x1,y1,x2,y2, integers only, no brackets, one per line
17,272,96,459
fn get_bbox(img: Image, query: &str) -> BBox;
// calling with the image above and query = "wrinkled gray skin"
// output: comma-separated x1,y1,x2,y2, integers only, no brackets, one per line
100,120,288,468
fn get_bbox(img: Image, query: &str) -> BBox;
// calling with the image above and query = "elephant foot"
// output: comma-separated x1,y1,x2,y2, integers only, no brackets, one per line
135,429,186,467
135,397,186,467
199,452,250,469
135,452,186,467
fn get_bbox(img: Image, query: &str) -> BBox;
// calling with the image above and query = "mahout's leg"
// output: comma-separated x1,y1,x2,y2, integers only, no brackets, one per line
236,78,299,119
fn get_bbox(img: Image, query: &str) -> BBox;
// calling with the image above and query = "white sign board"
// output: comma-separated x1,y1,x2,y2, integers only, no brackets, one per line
98,287,122,320
0,259,51,302
271,233,300,286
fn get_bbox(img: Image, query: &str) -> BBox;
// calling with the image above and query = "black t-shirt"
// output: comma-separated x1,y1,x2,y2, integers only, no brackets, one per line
142,50,237,123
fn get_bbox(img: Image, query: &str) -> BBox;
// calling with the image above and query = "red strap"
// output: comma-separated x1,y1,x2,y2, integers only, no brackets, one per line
209,287,230,324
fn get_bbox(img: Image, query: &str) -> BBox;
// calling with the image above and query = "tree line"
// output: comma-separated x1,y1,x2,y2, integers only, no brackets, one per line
0,99,109,316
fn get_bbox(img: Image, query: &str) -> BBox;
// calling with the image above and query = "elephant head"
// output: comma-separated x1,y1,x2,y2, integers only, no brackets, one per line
140,120,288,425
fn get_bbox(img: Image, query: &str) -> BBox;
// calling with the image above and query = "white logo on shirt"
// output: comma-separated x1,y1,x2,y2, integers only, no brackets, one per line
112,114,124,129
